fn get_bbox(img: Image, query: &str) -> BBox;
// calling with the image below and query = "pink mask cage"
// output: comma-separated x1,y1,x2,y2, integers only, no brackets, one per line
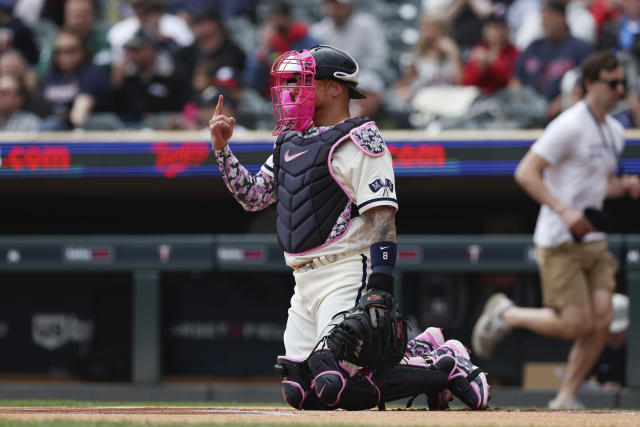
270,49,316,136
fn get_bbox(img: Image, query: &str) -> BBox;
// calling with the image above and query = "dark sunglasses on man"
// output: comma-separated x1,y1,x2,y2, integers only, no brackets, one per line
598,78,626,90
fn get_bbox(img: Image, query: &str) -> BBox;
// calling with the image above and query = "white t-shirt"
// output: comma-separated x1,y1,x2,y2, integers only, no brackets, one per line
107,14,195,61
532,100,624,248
310,13,389,76
262,131,398,267
513,1,596,51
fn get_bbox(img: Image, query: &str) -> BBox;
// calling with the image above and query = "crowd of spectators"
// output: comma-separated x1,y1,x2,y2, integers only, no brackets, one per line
1,0,640,132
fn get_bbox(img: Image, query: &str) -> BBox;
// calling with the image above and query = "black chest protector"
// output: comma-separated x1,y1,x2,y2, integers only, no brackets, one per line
272,117,369,254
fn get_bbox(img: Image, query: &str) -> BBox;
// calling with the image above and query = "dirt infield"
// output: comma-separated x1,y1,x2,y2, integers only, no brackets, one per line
0,406,639,426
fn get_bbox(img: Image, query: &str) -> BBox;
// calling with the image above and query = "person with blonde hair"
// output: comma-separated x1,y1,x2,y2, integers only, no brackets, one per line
394,13,462,102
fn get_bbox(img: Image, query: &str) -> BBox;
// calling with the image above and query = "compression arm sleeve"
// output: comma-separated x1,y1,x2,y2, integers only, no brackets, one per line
214,145,276,212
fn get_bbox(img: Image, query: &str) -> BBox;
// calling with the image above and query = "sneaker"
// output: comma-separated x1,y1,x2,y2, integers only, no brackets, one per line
471,293,514,359
548,397,586,409
406,327,445,358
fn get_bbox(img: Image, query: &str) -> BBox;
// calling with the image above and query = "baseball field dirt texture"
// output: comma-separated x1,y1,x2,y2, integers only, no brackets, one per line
1,405,640,426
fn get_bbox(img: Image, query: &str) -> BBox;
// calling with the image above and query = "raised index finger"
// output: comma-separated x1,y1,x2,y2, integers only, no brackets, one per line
215,94,224,116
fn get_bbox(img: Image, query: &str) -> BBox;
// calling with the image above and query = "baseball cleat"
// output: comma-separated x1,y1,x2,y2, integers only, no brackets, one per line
433,340,491,410
406,327,445,358
471,293,514,359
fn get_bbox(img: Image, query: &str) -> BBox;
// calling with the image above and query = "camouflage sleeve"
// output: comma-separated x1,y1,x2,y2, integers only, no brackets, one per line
214,145,276,212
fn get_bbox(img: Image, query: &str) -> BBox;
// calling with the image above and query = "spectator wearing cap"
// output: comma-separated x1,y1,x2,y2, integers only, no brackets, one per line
190,59,242,101
393,13,462,102
182,7,246,86
0,0,38,65
512,0,596,51
39,29,109,130
107,0,194,63
311,0,388,86
510,1,592,118
243,0,320,97
0,74,40,131
462,12,520,94
180,85,246,132
180,59,242,129
110,27,191,125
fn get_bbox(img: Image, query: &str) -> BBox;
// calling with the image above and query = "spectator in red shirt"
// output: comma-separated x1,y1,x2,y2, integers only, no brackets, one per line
462,13,520,95
590,0,622,38
243,0,320,97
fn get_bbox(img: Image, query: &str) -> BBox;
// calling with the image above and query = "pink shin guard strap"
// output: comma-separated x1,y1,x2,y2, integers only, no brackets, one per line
364,370,381,405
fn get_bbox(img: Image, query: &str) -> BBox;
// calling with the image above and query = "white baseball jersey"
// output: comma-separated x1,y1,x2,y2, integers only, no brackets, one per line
267,124,397,359
261,126,398,267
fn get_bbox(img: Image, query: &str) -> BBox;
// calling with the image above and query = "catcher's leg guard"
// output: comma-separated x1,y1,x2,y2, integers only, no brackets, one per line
274,356,330,410
307,350,380,410
374,354,453,405
433,340,490,410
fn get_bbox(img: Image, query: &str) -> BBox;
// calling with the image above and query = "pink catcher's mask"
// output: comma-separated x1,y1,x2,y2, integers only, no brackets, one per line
270,49,316,136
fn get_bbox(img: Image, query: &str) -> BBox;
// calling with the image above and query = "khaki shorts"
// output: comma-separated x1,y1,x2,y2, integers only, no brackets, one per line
536,240,618,309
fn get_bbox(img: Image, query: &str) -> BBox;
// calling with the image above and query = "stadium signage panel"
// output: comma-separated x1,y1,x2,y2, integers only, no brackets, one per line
151,142,209,178
62,245,114,263
1,137,639,178
216,246,266,263
4,145,71,171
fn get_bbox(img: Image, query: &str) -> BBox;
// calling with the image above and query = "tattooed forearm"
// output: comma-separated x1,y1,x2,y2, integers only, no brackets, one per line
364,206,397,242
214,145,276,212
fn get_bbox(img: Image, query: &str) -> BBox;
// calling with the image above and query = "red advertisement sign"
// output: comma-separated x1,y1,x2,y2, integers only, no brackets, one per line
5,146,71,171
152,142,210,178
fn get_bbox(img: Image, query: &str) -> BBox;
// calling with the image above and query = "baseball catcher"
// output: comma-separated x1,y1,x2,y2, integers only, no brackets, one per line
210,44,490,410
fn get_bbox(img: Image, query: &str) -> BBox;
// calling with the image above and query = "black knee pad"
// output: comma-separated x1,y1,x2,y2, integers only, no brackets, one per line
308,350,380,410
274,356,330,410
375,355,452,404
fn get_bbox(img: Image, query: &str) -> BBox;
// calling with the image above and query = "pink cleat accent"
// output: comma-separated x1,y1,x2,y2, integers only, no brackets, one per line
406,327,445,357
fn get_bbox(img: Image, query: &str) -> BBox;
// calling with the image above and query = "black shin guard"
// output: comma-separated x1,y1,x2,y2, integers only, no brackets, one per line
432,343,490,410
375,355,453,405
308,350,380,411
274,356,329,410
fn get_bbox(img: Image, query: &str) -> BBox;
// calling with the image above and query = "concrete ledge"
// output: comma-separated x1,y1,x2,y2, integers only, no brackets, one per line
0,383,638,409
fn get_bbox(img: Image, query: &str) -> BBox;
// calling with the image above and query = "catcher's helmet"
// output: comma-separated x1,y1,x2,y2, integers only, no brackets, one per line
269,44,365,135
307,45,366,99
270,49,316,135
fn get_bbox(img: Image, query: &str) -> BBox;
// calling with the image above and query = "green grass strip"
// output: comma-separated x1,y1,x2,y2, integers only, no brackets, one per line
0,400,288,408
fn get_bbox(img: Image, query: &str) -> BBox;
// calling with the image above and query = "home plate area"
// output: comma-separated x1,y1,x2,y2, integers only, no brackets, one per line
0,406,639,426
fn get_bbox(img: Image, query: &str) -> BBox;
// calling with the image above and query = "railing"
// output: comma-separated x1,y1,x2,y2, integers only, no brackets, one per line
0,234,638,386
